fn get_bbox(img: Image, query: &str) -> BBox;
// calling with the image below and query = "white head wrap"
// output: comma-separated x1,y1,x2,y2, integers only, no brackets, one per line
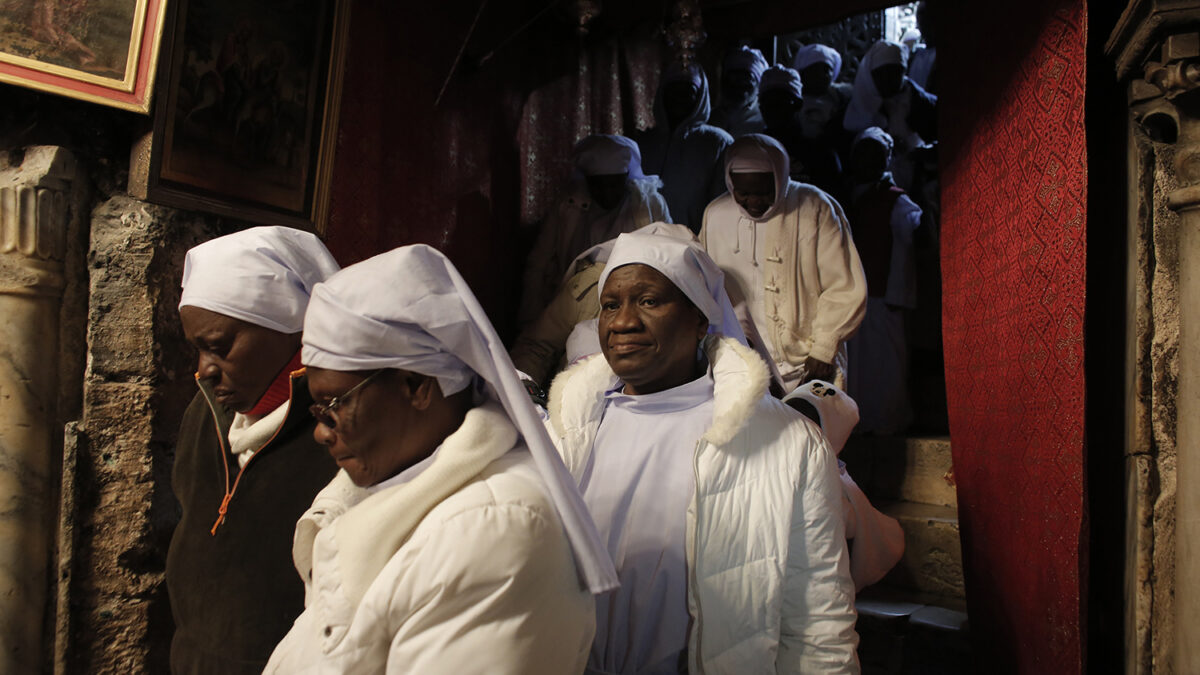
302,244,618,593
599,232,747,344
565,221,696,278
854,126,895,155
844,40,910,132
179,226,340,334
782,379,859,455
723,45,768,82
723,133,791,222
793,44,843,81
574,134,645,179
759,64,803,99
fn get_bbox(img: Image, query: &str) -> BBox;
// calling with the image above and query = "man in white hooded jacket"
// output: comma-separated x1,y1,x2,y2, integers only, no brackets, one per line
700,133,867,392
264,245,616,674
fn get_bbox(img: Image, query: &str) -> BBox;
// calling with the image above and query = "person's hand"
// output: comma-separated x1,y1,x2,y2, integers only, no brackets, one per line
802,357,837,384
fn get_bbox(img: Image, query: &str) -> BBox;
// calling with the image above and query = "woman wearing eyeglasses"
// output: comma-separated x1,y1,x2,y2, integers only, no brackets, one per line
263,245,616,674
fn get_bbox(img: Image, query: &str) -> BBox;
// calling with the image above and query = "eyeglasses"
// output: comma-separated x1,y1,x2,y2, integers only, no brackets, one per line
309,370,384,430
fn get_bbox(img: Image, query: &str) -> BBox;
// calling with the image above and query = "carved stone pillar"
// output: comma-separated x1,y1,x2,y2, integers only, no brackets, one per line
0,147,75,672
1110,5,1200,671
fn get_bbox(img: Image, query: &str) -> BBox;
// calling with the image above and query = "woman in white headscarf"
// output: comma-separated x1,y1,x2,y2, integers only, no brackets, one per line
547,231,859,674
264,245,616,674
521,134,671,324
171,226,341,675
511,221,697,388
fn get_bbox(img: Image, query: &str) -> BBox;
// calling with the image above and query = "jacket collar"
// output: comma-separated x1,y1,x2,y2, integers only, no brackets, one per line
548,335,769,448
196,370,315,439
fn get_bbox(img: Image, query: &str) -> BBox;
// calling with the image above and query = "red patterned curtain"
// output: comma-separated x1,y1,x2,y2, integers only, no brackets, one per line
940,2,1088,672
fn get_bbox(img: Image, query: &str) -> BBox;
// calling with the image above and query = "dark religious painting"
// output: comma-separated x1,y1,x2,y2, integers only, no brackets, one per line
0,0,168,112
138,0,348,232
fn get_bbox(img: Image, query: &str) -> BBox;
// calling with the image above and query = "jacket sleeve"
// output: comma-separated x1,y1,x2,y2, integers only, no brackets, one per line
384,502,595,675
809,195,868,364
777,426,860,674
511,265,600,387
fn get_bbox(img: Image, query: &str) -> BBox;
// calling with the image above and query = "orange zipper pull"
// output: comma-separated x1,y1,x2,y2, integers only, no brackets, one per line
210,492,233,535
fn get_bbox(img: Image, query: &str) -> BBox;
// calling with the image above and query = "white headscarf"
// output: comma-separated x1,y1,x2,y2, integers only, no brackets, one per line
759,64,803,100
179,226,340,333
574,134,646,179
723,133,791,222
599,231,747,345
723,45,768,82
302,244,617,593
565,221,696,279
844,40,909,132
793,44,843,81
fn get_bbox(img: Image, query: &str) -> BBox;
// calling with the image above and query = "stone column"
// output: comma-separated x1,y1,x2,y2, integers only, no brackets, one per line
1111,11,1200,669
0,147,75,672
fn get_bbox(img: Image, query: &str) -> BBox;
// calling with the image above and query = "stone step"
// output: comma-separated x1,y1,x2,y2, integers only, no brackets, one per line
842,435,956,508
855,587,971,675
878,501,965,600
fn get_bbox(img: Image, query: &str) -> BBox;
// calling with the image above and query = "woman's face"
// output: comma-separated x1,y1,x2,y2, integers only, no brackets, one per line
179,306,300,413
307,367,430,487
598,264,708,395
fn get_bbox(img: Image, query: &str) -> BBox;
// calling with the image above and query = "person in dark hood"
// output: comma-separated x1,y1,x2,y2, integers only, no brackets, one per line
634,61,734,232
710,45,768,138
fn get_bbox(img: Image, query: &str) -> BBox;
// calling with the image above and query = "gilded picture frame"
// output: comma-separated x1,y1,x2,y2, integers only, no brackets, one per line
0,0,169,113
132,0,348,233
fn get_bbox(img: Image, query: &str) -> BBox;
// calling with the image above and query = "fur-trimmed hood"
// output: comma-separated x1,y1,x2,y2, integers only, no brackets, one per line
548,335,770,453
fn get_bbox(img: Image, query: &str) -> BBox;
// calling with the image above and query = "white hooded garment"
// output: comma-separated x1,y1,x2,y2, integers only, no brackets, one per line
700,134,867,391
265,245,615,674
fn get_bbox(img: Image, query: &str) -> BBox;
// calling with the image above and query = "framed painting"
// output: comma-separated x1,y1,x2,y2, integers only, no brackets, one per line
131,0,349,233
0,0,169,113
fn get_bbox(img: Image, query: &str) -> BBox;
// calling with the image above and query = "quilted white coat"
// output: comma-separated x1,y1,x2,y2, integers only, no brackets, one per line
548,336,860,674
264,404,595,674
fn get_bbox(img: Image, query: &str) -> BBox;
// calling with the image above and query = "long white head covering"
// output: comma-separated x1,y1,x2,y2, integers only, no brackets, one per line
759,64,803,99
302,244,618,593
179,226,340,333
845,40,909,132
599,231,747,345
723,133,791,222
723,45,768,82
574,134,646,179
793,43,843,81
564,220,696,281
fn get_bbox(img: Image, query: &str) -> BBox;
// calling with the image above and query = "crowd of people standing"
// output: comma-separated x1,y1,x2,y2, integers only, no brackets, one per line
164,22,939,675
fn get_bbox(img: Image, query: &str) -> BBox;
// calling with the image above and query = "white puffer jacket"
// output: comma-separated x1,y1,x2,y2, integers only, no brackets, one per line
548,336,859,674
264,404,595,674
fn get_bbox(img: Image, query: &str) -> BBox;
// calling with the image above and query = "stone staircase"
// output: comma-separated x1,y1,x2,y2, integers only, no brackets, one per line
840,435,971,674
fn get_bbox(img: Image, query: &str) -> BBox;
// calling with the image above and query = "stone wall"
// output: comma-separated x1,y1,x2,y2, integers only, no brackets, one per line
1,84,233,673
57,198,223,673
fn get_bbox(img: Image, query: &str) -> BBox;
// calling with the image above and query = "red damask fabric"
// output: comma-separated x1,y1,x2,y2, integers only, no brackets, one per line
940,2,1087,672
